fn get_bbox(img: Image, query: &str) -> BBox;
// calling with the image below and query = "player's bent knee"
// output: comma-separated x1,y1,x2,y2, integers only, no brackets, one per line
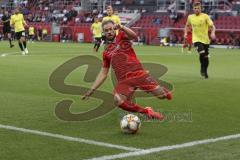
113,93,126,106
200,52,208,58
198,50,205,54
113,95,123,106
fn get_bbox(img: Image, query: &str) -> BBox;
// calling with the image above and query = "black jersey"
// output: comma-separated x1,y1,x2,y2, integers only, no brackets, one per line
1,14,11,28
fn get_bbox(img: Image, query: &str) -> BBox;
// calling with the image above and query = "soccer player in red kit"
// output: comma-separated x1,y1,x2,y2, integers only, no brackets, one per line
82,20,172,120
182,26,192,53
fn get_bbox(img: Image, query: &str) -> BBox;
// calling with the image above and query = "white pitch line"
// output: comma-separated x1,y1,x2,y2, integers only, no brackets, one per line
1,52,20,57
87,133,240,160
0,124,141,152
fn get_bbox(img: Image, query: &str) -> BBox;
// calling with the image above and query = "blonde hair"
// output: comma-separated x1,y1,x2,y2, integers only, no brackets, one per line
193,2,201,7
102,20,115,29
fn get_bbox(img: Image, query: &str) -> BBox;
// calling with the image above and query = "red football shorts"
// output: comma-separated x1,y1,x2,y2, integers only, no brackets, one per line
113,70,159,98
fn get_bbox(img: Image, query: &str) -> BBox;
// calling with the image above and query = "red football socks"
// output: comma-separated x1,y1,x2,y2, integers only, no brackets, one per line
118,101,147,114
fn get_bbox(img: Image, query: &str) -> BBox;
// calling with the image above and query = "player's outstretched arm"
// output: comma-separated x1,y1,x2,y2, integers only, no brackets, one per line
81,67,109,100
115,24,137,40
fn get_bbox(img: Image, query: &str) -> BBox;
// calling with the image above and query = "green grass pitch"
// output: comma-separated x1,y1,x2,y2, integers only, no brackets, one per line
0,41,240,160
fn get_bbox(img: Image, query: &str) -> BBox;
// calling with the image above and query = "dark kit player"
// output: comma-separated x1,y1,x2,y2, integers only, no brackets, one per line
82,20,172,120
1,11,14,48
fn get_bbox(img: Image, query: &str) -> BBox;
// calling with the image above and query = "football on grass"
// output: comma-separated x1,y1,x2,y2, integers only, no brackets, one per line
120,114,141,134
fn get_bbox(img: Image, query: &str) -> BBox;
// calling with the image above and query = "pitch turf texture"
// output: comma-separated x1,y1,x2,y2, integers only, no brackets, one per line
0,41,240,160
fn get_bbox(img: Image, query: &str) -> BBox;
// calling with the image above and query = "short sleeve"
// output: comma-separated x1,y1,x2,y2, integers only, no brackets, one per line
115,16,121,25
102,52,110,68
10,16,13,25
22,14,26,24
102,16,107,22
206,15,213,26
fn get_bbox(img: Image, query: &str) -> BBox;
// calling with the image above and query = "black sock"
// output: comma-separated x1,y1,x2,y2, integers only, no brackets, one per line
9,38,12,46
18,42,24,51
23,41,27,48
96,43,100,51
204,57,209,74
199,55,205,73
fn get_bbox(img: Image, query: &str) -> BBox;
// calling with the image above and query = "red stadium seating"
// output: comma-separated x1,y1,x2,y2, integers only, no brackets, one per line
3,0,239,44
132,14,240,45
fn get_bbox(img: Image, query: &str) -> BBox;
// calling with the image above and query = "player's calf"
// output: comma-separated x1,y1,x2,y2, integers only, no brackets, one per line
145,107,164,120
114,94,164,120
151,86,172,100
114,93,126,106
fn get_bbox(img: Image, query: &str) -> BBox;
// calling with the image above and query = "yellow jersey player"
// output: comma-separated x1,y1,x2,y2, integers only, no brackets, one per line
42,28,48,40
91,17,102,52
103,5,121,36
103,6,121,25
185,2,216,79
10,8,29,55
28,26,35,43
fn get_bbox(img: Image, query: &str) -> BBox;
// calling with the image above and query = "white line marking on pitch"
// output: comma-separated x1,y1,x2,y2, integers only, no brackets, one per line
1,52,20,57
87,133,240,160
0,124,141,151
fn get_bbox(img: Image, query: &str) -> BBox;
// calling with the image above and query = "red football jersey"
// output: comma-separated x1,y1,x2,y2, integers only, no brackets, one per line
102,31,144,82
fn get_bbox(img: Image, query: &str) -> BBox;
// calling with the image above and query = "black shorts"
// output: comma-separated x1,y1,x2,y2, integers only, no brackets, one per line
15,31,26,40
3,26,11,34
95,37,102,43
101,35,107,44
194,42,209,55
